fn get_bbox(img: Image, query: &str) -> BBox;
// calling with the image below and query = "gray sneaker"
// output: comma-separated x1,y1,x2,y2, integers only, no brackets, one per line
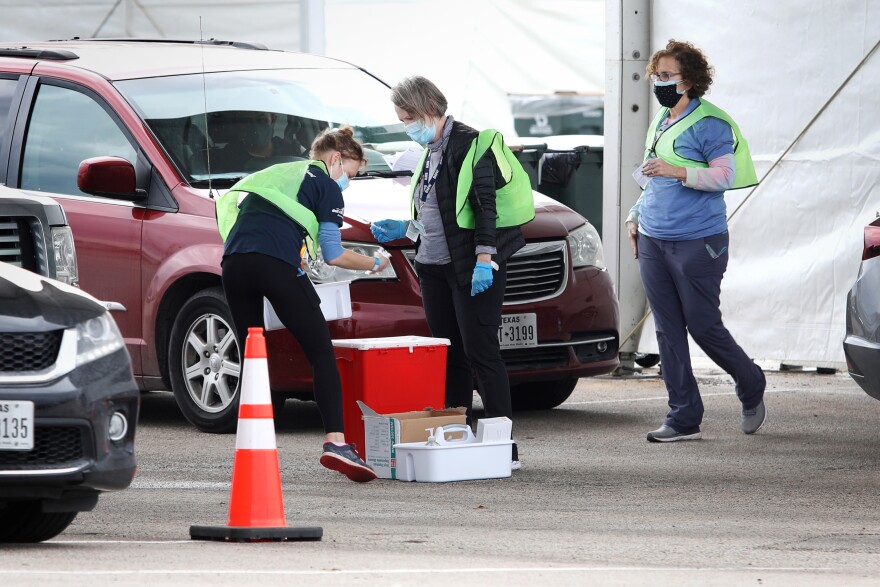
646,425,702,442
741,400,767,434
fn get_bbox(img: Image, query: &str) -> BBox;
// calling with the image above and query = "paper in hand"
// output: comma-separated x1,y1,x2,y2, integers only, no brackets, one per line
632,165,650,189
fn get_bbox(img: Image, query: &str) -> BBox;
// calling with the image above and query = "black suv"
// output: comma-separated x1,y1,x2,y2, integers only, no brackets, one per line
0,185,138,543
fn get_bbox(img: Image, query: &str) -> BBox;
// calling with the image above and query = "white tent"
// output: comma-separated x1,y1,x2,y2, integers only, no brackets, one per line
0,0,305,48
0,0,605,137
2,0,876,365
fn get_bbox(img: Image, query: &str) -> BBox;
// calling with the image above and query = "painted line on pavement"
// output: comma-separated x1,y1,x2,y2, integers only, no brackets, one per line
129,481,229,490
3,566,835,576
564,387,864,406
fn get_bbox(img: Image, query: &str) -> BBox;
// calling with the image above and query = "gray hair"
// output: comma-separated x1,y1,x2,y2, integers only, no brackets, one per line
391,76,448,119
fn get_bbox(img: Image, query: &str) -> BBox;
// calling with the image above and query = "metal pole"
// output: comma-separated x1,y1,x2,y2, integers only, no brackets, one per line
602,0,651,371
300,0,326,55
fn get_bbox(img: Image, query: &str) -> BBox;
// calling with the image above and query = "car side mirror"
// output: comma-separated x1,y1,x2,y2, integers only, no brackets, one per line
77,157,146,201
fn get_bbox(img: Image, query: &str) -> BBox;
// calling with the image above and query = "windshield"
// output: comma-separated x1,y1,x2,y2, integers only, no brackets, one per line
116,68,411,187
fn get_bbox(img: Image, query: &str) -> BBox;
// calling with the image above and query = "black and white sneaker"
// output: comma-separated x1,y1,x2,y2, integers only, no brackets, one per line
320,442,377,482
646,424,702,443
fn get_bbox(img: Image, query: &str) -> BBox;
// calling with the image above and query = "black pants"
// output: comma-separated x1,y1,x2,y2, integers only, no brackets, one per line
415,261,513,423
221,253,343,433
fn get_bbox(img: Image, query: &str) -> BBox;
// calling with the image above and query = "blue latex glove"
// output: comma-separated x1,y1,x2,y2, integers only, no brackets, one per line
370,219,407,243
470,262,494,296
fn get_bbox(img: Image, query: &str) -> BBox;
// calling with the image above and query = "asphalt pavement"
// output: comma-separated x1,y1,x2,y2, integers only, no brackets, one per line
3,360,879,586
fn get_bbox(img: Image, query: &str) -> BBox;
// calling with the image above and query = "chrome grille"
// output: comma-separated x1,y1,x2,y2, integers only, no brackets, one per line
0,331,64,372
503,241,567,304
0,216,26,267
403,240,568,305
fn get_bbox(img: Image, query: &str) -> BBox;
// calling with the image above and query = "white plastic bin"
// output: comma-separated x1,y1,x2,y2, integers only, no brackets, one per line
263,281,351,331
393,423,513,482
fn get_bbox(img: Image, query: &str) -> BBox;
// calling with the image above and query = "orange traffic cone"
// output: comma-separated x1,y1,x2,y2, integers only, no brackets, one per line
190,327,322,542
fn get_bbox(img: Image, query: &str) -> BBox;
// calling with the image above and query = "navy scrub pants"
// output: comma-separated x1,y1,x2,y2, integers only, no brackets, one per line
637,231,765,434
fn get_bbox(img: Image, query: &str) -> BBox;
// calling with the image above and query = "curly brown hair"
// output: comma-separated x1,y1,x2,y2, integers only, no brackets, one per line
647,39,713,98
309,125,366,165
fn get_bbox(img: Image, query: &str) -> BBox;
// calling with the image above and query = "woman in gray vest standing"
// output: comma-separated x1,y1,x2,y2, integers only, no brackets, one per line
371,76,525,469
627,40,765,442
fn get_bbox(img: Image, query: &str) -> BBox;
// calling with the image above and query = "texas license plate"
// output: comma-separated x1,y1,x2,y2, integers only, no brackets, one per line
498,313,537,349
0,400,34,450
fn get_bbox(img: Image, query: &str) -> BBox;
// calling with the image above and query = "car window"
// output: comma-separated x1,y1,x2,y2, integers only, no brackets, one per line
20,84,137,197
0,77,19,144
116,69,407,186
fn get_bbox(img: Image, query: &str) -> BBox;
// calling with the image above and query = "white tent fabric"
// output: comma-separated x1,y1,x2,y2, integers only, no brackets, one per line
2,0,875,365
0,0,605,136
637,0,880,364
0,0,302,52
323,0,605,137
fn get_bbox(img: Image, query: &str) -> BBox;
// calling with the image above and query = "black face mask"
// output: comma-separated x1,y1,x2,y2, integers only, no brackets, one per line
653,82,684,109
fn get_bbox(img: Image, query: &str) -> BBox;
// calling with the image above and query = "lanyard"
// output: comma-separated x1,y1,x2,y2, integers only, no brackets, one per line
419,150,444,202
649,117,672,157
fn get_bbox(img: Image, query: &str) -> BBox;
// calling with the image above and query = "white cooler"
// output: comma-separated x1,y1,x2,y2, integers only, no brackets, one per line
263,281,352,330
393,423,513,483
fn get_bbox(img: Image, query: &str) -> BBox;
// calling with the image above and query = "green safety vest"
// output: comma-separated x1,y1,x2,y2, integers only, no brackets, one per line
215,161,325,259
409,129,535,229
645,98,758,189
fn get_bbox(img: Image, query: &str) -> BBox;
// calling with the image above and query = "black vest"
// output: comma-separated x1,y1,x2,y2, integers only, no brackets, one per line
418,121,525,287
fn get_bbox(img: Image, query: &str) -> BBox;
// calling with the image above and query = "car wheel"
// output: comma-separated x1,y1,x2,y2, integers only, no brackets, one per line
0,501,78,543
634,353,661,368
169,287,241,433
510,377,578,411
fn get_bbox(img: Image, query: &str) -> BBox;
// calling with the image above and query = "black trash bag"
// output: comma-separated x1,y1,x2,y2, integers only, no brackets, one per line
538,152,581,188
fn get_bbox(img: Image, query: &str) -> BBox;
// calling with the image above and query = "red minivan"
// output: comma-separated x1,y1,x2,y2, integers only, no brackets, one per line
0,39,619,432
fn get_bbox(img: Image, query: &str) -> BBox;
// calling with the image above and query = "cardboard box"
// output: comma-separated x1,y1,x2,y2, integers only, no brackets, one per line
358,401,466,480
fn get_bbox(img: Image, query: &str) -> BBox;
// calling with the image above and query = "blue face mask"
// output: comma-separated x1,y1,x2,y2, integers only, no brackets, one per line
334,160,350,192
404,119,437,146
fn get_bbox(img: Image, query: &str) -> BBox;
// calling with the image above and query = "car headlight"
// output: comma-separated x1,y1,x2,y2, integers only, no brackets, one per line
51,226,79,287
567,222,605,269
75,312,125,366
305,242,397,284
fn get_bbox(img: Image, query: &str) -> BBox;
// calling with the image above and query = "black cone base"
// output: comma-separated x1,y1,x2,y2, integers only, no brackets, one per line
190,524,323,542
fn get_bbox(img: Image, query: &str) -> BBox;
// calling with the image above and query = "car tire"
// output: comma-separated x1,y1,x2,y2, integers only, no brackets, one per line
634,353,661,368
510,377,578,411
169,287,242,433
0,501,78,543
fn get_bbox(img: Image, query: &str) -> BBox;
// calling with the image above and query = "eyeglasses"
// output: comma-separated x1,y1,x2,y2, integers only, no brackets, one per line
650,72,681,82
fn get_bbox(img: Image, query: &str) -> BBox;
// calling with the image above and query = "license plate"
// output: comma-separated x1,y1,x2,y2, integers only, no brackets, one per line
498,313,537,349
0,400,34,451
